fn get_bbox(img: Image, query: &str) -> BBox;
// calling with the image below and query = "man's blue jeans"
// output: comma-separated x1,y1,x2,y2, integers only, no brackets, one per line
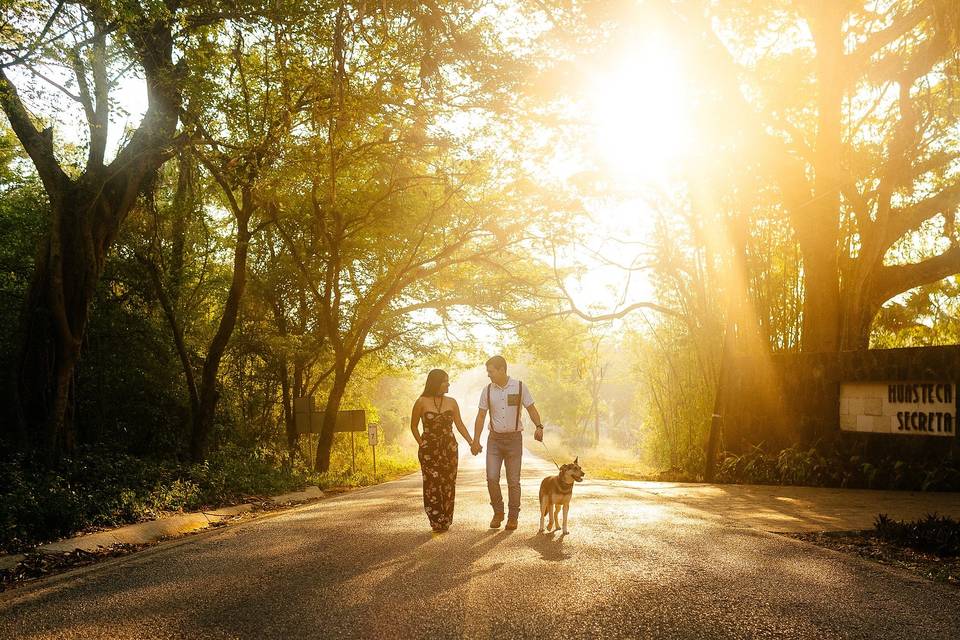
486,431,522,519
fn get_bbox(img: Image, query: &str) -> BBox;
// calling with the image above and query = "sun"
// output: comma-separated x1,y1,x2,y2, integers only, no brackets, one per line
586,38,695,182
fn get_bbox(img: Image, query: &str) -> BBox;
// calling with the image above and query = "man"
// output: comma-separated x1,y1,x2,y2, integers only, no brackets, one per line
471,355,545,530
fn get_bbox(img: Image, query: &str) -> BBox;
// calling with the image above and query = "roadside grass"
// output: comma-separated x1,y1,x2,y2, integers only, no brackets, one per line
0,439,419,554
530,437,658,481
311,438,419,489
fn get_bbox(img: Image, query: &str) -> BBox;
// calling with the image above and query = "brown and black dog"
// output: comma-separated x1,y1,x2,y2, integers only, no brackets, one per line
538,458,585,534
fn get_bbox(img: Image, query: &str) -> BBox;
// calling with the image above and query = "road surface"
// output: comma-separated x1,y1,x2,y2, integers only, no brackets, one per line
2,450,958,639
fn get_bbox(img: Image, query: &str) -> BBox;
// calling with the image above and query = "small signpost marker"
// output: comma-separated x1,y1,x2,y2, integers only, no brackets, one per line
368,423,379,478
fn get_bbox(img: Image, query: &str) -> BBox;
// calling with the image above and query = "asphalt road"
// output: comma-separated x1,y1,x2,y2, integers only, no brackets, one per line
2,450,959,639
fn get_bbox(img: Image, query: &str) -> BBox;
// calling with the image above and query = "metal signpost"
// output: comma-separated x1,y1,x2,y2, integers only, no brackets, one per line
367,423,379,478
293,398,367,473
336,409,366,473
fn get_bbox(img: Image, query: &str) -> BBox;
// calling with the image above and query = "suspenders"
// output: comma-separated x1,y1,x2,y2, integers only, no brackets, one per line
487,380,523,432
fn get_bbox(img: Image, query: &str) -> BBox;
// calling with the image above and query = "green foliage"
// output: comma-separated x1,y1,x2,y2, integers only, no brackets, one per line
874,513,960,557
716,444,960,491
0,443,417,554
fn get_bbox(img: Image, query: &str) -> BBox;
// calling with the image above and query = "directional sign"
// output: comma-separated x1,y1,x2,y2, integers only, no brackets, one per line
294,398,366,434
294,396,316,434
335,409,366,433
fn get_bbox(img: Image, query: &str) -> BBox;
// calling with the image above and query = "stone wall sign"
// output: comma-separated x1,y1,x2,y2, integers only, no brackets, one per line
839,382,956,436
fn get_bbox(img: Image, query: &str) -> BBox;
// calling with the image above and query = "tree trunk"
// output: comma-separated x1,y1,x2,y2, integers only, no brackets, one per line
279,356,297,455
315,365,349,473
17,186,116,457
1,16,182,458
797,3,845,354
798,246,842,352
189,193,252,462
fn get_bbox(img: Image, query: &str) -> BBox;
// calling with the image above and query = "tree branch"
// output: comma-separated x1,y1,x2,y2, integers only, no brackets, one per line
883,184,960,249
874,245,960,305
0,66,67,193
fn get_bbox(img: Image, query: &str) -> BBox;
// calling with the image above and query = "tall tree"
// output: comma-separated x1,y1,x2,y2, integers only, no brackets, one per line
673,0,960,351
141,14,320,461
0,1,189,456
260,1,556,471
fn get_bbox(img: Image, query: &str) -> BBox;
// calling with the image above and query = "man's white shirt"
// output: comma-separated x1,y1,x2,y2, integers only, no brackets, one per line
478,377,535,432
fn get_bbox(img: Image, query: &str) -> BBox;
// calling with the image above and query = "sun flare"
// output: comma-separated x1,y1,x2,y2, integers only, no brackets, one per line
587,39,695,181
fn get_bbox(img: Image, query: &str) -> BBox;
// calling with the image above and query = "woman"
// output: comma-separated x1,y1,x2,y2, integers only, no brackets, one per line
410,369,476,532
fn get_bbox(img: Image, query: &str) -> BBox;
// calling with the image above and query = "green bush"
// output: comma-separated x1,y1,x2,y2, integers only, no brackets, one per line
716,444,960,491
874,513,960,556
0,447,301,553
0,441,418,554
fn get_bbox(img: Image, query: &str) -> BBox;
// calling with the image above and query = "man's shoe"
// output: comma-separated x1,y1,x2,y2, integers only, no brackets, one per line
505,517,518,530
490,514,503,529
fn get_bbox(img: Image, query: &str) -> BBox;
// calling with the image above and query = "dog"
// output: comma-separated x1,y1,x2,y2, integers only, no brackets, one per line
538,457,585,534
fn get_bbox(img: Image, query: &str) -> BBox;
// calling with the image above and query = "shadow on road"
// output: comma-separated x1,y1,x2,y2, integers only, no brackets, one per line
525,532,569,562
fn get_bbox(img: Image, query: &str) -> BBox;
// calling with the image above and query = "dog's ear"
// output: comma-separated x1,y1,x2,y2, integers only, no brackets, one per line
573,456,578,465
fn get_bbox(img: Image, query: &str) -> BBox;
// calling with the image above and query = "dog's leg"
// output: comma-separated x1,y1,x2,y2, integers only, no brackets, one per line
551,504,561,531
561,503,570,535
539,498,547,533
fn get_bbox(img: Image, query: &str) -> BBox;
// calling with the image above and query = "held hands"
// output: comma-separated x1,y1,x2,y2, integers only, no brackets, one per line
470,440,483,456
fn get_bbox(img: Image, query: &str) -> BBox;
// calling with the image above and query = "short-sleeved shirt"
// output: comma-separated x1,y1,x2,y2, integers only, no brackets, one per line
478,377,535,433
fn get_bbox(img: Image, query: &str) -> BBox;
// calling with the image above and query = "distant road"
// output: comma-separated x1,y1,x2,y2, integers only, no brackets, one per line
2,451,959,639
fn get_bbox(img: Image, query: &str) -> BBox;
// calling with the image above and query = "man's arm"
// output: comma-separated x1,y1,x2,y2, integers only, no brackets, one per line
472,409,486,454
526,404,544,442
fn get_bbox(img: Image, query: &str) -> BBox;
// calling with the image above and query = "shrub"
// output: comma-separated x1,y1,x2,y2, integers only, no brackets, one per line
874,513,960,557
0,441,418,554
716,444,960,491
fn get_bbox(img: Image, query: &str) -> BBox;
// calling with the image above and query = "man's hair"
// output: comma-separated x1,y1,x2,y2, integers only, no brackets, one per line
485,355,507,372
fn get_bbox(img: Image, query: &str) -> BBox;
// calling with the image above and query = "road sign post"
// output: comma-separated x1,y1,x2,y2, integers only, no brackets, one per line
293,399,367,471
367,424,379,478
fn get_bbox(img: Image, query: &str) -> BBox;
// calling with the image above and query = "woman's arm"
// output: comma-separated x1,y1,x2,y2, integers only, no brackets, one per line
451,400,473,445
410,399,424,446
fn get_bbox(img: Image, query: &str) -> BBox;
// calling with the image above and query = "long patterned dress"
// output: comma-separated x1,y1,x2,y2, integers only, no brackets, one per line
418,409,458,531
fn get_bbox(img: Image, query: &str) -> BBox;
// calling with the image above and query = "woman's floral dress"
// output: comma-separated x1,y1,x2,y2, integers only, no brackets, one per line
418,409,458,530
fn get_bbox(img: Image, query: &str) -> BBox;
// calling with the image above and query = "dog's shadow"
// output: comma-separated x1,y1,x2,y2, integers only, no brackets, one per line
526,530,571,562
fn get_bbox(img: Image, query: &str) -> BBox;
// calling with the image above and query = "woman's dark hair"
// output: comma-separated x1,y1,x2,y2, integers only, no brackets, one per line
421,369,448,397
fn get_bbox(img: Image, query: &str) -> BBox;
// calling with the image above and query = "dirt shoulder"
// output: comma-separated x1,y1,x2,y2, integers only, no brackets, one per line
788,530,960,588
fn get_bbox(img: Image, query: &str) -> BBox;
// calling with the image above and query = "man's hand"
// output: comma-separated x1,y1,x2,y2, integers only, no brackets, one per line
534,425,544,442
470,441,482,456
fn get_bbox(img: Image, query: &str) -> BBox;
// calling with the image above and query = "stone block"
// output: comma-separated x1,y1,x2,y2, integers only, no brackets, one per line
857,415,876,432
864,398,882,416
839,398,849,415
840,414,857,431
849,398,865,416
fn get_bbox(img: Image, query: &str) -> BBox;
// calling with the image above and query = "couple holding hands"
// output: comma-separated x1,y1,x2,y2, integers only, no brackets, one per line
410,355,544,533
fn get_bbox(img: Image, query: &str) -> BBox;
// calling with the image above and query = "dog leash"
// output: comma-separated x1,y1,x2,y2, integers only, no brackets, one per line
538,437,562,471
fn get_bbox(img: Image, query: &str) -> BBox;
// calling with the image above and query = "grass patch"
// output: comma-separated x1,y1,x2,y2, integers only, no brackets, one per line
531,437,659,481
